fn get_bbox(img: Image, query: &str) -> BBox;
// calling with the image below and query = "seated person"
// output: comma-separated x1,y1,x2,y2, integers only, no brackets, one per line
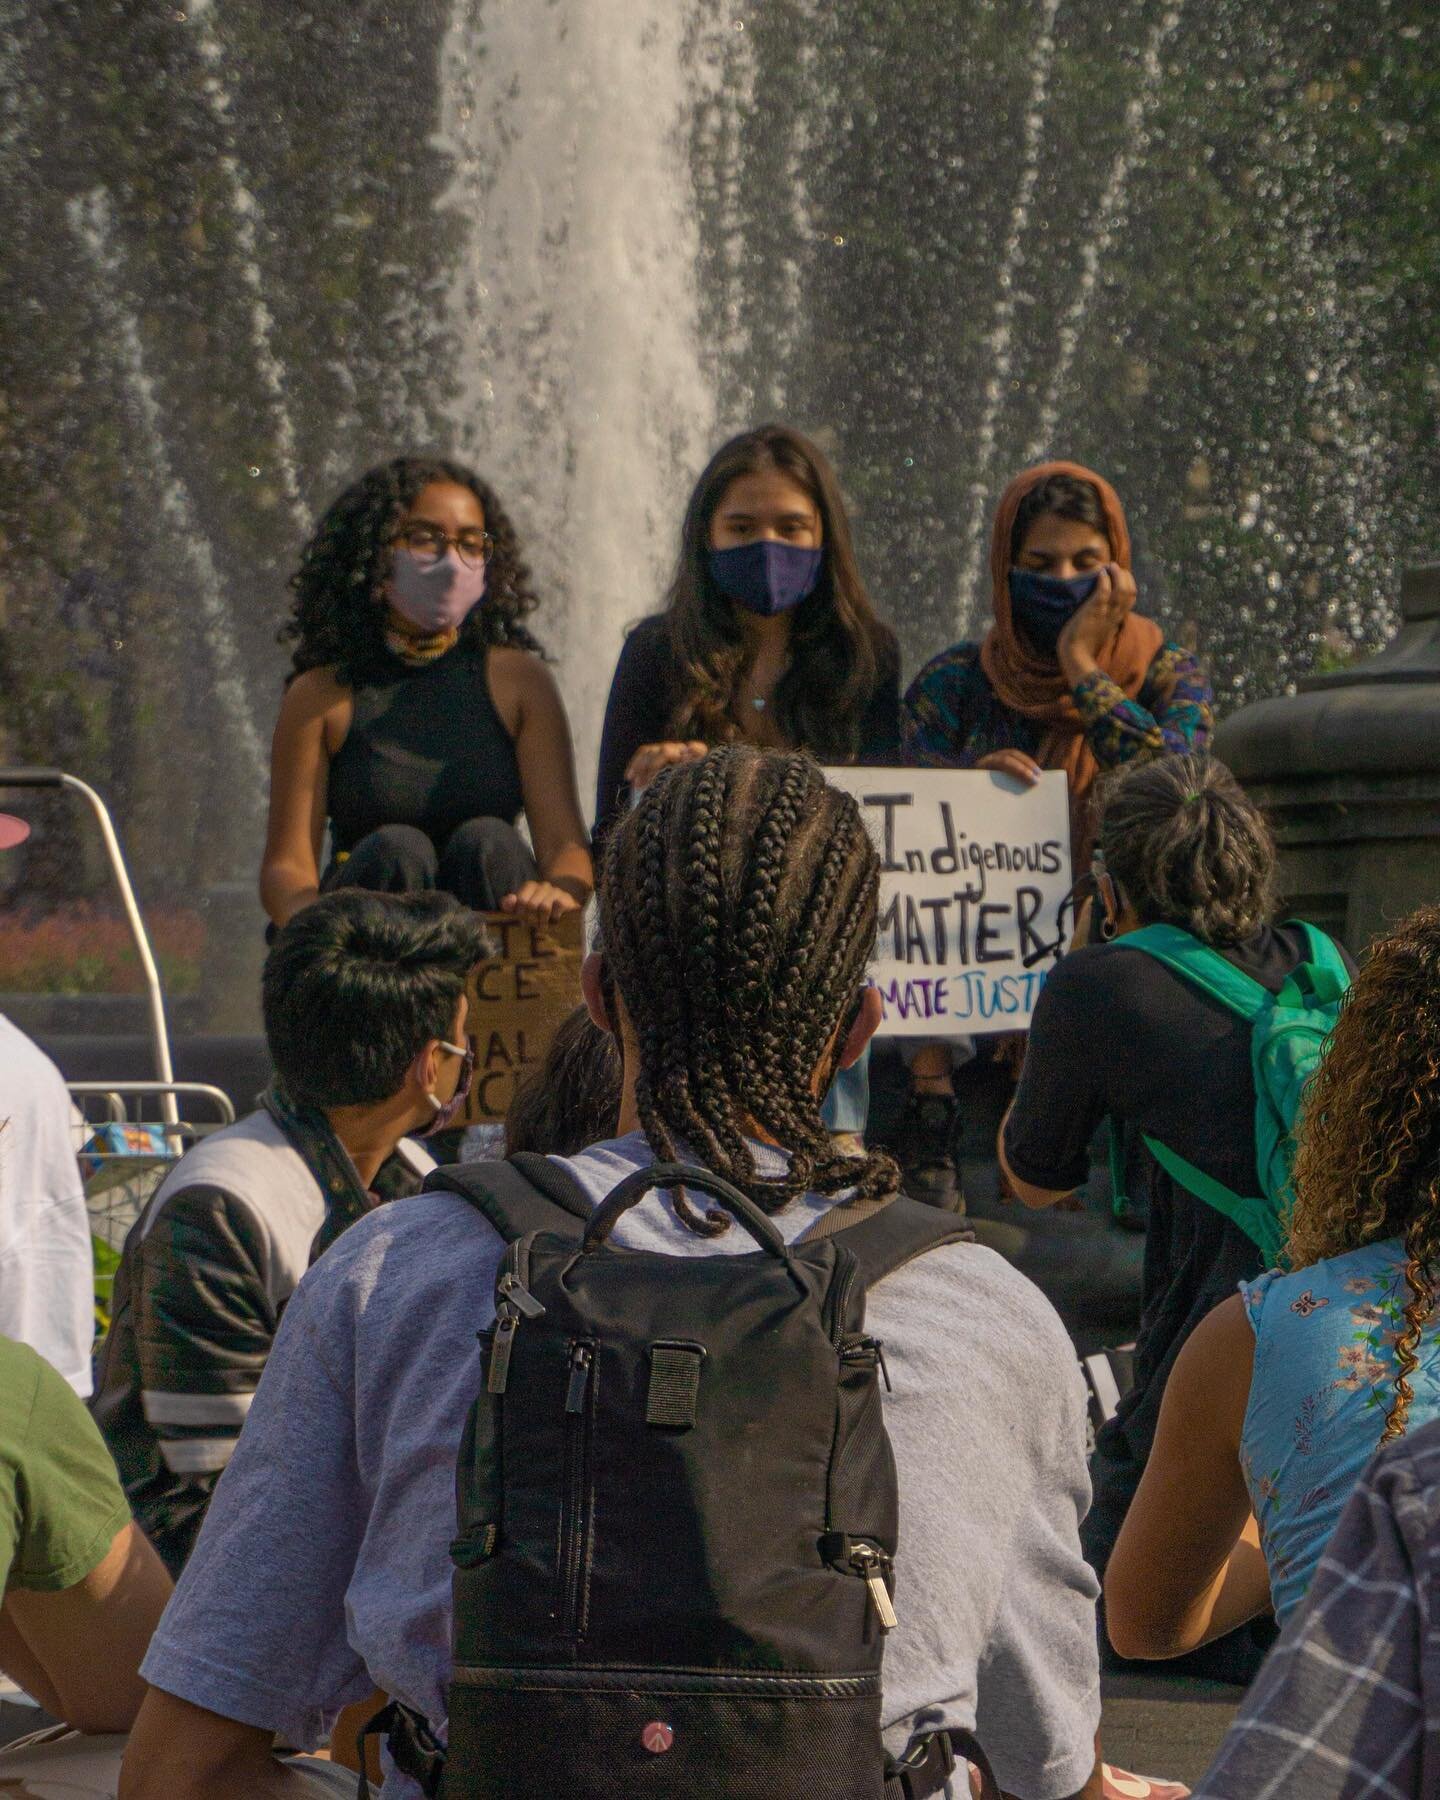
1193,1417,1440,1800
120,749,1102,1800
92,889,489,1574
502,1003,621,1157
999,752,1352,1618
1105,904,1440,1661
898,461,1213,1205
261,456,592,931
0,814,93,1395
1,1333,171,1732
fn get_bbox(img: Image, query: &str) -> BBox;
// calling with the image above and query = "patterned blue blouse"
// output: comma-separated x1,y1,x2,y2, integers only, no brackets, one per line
901,638,1213,770
1240,1240,1440,1624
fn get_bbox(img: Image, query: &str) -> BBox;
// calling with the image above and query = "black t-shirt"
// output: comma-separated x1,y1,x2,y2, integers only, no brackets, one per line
592,614,902,848
1005,921,1356,1570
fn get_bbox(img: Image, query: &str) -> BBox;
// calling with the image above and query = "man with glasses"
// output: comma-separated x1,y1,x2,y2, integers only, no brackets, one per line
92,890,489,1574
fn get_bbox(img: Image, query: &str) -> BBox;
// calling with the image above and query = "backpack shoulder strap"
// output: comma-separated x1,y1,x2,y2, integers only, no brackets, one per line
421,1152,592,1244
1120,922,1270,1020
1287,920,1353,1004
811,1193,974,1287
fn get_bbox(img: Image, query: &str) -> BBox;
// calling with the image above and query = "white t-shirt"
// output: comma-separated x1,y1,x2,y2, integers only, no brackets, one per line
144,1133,1101,1799
0,1014,93,1394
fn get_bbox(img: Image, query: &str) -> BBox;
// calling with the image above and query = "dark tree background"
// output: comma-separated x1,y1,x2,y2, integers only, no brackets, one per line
0,0,1435,926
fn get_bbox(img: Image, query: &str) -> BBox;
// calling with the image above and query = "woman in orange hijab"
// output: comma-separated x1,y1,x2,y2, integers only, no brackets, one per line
907,460,1212,864
892,462,1213,1206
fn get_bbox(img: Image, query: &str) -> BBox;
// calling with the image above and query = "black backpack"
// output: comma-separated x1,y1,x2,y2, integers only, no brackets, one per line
368,1153,998,1800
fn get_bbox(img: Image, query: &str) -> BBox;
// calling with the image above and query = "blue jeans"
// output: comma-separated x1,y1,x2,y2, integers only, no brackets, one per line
821,1044,871,1134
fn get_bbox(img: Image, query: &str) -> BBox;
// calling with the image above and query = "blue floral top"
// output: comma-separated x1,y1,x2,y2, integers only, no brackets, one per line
901,638,1213,771
1240,1239,1440,1624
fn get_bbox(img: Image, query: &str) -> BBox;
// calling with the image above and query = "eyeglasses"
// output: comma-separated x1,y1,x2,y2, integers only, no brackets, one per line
391,523,495,569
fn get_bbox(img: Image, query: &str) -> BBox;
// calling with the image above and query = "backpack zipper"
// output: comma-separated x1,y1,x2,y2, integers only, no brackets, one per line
557,1340,596,1635
849,1541,898,1631
486,1242,546,1396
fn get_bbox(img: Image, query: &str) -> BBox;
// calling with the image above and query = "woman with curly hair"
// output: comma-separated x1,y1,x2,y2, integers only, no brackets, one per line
1105,904,1440,1662
261,457,591,928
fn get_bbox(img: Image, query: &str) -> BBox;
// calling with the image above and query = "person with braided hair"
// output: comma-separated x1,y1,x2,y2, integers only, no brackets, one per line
1103,904,1440,1665
121,744,1105,1800
262,456,591,930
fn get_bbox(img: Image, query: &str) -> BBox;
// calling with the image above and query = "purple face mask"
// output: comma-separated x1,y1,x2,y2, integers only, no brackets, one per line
419,1038,475,1137
388,548,488,635
709,540,823,617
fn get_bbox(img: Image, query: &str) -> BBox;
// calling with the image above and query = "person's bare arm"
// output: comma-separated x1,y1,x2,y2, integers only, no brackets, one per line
325,1687,387,1781
0,1520,172,1733
260,668,347,928
996,1101,1080,1209
1105,1294,1269,1658
499,648,593,921
120,1688,319,1800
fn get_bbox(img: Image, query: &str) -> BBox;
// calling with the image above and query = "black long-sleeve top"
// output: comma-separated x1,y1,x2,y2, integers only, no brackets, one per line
593,614,902,847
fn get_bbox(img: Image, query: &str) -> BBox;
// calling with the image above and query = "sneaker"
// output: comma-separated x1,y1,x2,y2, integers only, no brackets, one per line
894,1092,963,1212
1102,1766,1191,1799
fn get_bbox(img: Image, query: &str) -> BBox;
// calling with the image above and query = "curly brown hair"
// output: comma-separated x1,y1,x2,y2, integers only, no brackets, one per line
281,456,543,686
1286,904,1440,1440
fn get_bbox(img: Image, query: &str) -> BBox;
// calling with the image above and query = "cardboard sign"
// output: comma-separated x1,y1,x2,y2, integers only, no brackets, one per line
461,911,586,1125
822,767,1073,1036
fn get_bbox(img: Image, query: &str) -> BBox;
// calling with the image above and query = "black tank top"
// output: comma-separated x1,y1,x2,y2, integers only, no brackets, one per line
326,643,526,854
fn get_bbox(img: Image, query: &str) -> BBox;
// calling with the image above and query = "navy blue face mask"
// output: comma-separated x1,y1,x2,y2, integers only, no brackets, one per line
709,540,823,617
1007,568,1100,658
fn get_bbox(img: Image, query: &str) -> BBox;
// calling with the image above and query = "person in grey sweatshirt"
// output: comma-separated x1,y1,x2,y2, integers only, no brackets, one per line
122,748,1101,1800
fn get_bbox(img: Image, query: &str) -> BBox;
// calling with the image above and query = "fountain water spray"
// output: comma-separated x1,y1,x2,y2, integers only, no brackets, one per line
952,0,1064,628
186,0,312,542
69,188,269,811
1026,1,1186,464
436,0,718,801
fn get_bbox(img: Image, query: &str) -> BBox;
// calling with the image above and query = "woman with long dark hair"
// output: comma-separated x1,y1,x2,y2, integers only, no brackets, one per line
592,424,900,848
1104,906,1440,1665
261,456,592,929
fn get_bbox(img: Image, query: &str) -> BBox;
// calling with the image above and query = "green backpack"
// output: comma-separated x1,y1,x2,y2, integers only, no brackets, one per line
1108,920,1351,1267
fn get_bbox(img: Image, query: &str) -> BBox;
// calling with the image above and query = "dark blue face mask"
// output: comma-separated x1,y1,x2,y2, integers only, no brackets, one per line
709,540,823,617
1007,568,1100,658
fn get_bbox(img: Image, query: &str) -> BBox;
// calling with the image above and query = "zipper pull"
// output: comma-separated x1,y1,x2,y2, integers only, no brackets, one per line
487,1308,518,1394
497,1271,546,1320
565,1342,594,1414
851,1543,898,1631
875,1343,893,1394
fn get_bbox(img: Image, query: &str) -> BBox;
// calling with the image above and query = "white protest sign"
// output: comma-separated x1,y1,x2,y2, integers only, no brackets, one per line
822,767,1073,1036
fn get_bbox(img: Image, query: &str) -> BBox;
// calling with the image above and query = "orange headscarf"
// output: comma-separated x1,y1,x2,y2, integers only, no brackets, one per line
978,460,1163,867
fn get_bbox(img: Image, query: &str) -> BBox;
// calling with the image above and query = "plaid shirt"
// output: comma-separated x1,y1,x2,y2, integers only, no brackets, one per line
1194,1418,1440,1799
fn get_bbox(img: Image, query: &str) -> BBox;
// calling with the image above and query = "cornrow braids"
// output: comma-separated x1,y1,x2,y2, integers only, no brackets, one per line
281,455,544,687
600,745,899,1231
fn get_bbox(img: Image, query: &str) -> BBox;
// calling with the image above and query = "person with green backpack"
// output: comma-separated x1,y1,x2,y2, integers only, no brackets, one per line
997,752,1353,1676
